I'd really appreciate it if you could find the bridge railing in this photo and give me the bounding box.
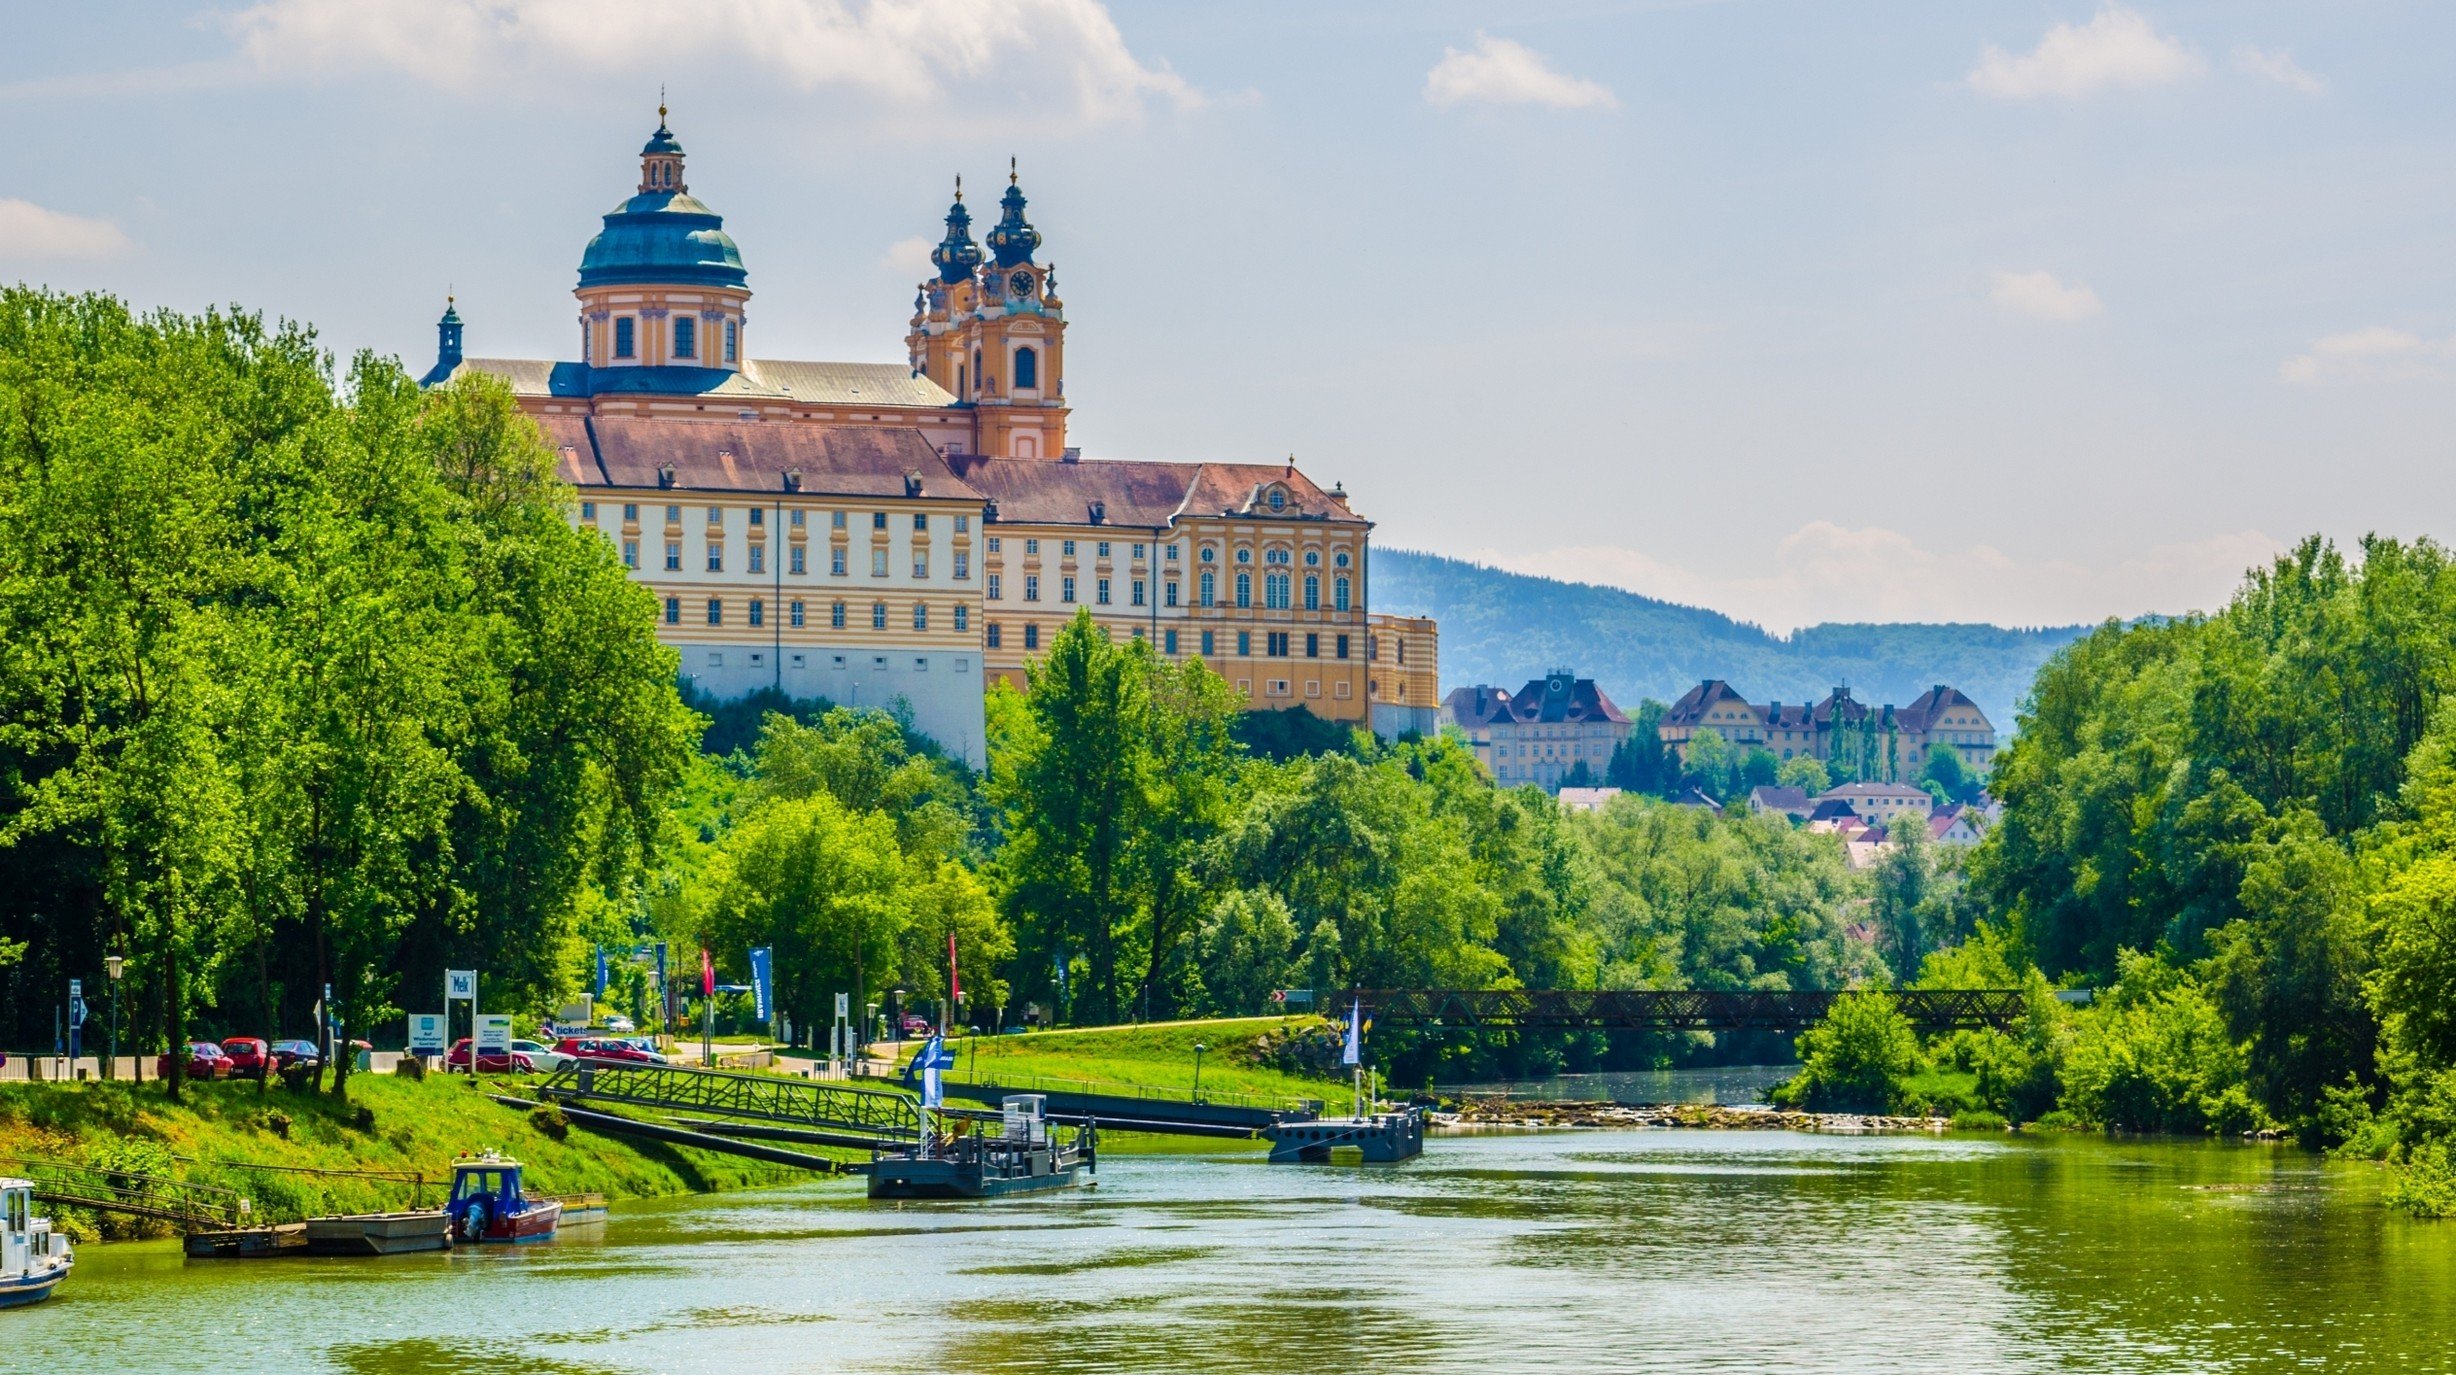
[1333,987,2026,1031]
[938,1068,1318,1116]
[535,1057,923,1141]
[1,1157,250,1230]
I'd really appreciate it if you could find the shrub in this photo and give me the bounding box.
[1772,990,1921,1114]
[1950,1110,2009,1132]
[528,1105,570,1142]
[2059,951,2252,1133]
[2385,1141,2456,1219]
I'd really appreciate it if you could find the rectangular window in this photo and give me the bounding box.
[790,545,806,575]
[988,574,1003,600]
[790,600,806,628]
[1164,581,1179,608]
[748,545,764,574]
[614,317,635,358]
[872,549,889,577]
[1237,630,1252,657]
[706,598,723,626]
[624,502,639,522]
[1096,578,1110,605]
[953,604,968,632]
[748,507,763,528]
[675,316,697,359]
[748,598,764,627]
[832,511,847,529]
[579,501,597,521]
[1305,633,1319,658]
[1025,538,1040,555]
[1164,629,1179,655]
[622,540,639,569]
[1061,576,1076,603]
[1062,540,1076,557]
[1201,630,1215,657]
[872,512,888,530]
[953,551,969,580]
[707,506,723,526]
[1166,545,1179,561]
[831,602,847,629]
[956,515,971,533]
[913,513,928,532]
[913,604,928,631]
[1024,624,1039,650]
[913,554,929,578]
[872,603,888,629]
[665,542,682,571]
[1336,634,1349,660]
[1131,579,1145,607]
[1132,543,1145,560]
[790,508,805,527]
[725,319,738,363]
[707,544,724,573]
[987,623,1002,648]
[987,535,1001,552]
[1025,574,1040,601]
[666,504,681,524]
[1096,541,1110,559]
[1269,632,1290,657]
[831,548,848,576]
[664,596,680,625]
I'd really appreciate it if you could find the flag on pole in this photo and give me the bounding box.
[701,947,715,999]
[593,945,609,998]
[1342,998,1362,1067]
[748,946,773,1023]
[947,933,961,1004]
[913,1034,954,1108]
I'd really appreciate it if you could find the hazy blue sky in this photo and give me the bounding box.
[5,2,2450,630]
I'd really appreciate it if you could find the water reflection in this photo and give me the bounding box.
[15,1131,2456,1373]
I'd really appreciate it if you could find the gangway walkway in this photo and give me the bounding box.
[2,1157,249,1230]
[534,1057,924,1146]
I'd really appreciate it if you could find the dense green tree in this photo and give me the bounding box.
[1776,755,1831,796]
[1773,991,1921,1114]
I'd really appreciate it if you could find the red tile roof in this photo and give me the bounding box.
[541,415,984,500]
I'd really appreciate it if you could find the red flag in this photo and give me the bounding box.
[701,947,714,998]
[947,933,961,1003]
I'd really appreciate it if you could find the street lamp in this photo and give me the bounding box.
[1192,1041,1208,1104]
[891,988,906,1043]
[104,954,123,1083]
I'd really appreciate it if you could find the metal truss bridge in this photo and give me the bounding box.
[535,1058,923,1147]
[1332,988,2026,1033]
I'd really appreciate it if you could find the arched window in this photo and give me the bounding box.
[1200,571,1216,606]
[958,363,967,396]
[1334,577,1350,612]
[1235,572,1252,608]
[972,348,982,393]
[1267,572,1290,609]
[1304,575,1319,610]
[1013,347,1038,389]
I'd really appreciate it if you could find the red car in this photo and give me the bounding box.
[220,1037,272,1080]
[157,1042,231,1080]
[552,1037,658,1064]
[444,1038,536,1074]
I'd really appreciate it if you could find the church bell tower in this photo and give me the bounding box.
[906,161,1068,459]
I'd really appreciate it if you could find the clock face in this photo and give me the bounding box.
[1008,270,1035,298]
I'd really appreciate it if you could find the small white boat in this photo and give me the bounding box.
[0,1178,72,1308]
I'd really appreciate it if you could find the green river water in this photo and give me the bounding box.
[14,1129,2456,1373]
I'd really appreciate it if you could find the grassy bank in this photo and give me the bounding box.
[0,1070,836,1241]
[939,1017,1355,1108]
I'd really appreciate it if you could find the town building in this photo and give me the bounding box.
[1441,671,1633,791]
[1658,680,1996,780]
[1366,613,1441,737]
[419,113,1429,762]
[1817,781,1935,826]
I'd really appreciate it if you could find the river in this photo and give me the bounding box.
[15,1129,2456,1373]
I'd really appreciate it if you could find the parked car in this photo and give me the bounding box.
[552,1036,660,1065]
[602,1015,636,1034]
[900,1014,935,1039]
[444,1038,535,1074]
[157,1042,231,1080]
[220,1037,272,1080]
[510,1039,572,1073]
[269,1039,322,1072]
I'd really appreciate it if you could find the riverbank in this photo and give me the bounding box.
[0,1070,837,1240]
[1443,1097,1960,1133]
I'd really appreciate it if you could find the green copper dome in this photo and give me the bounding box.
[577,120,747,290]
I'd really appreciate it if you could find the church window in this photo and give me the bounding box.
[1266,572,1289,609]
[725,319,738,363]
[1304,575,1319,610]
[1236,572,1252,608]
[958,364,966,395]
[1014,347,1038,389]
[675,317,697,359]
[614,317,635,359]
[872,603,888,629]
[972,349,982,391]
[1335,577,1350,612]
[1199,571,1215,607]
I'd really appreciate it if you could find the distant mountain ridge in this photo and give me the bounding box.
[1371,549,2090,729]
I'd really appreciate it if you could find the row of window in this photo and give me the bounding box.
[664,597,973,633]
[981,625,1351,661]
[630,540,972,580]
[583,502,973,536]
[608,314,739,364]
[975,570,1353,612]
[978,536,1354,572]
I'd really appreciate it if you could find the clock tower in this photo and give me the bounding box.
[906,161,1068,459]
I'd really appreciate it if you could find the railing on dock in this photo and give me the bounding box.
[534,1057,923,1143]
[1,1157,250,1230]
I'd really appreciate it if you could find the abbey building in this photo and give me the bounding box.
[420,115,1432,763]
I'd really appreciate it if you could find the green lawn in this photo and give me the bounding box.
[932,1017,1356,1110]
[0,1069,834,1240]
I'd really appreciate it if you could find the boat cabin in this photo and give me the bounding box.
[445,1153,563,1244]
[0,1177,72,1307]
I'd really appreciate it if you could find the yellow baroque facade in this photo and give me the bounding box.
[420,114,1427,764]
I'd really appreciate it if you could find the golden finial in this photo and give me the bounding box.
[658,85,667,124]
[954,174,963,202]
[1009,156,1018,185]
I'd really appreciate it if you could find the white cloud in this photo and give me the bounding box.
[1967,5,2203,100]
[2231,45,2324,95]
[1470,523,2282,633]
[217,0,1196,129]
[2280,326,2456,385]
[880,234,935,276]
[1425,33,1616,111]
[0,198,131,262]
[1988,269,2104,323]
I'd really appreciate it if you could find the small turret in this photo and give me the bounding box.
[640,96,686,195]
[420,295,464,387]
[985,158,1041,268]
[931,177,983,285]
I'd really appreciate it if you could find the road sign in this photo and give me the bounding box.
[474,1014,512,1057]
[446,969,477,1001]
[407,1014,445,1053]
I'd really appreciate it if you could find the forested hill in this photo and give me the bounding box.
[1373,549,2091,726]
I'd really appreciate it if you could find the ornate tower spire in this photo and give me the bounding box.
[639,96,686,196]
[930,175,983,284]
[420,293,465,387]
[985,157,1041,268]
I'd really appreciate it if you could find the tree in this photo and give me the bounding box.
[1774,991,1921,1114]
[1777,756,1831,796]
[704,792,908,1045]
[1918,745,1978,807]
[1605,701,1674,795]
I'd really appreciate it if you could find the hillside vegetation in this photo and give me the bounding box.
[1375,548,2091,724]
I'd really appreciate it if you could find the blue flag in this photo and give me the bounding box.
[747,946,773,1022]
[1343,998,1361,1067]
[908,1034,955,1109]
[593,945,609,998]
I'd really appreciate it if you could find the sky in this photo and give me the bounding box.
[4,1,2451,633]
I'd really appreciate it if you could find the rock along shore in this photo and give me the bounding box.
[1435,1098,1952,1134]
